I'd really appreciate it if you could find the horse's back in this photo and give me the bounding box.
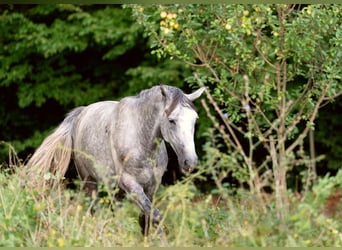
[72,101,119,182]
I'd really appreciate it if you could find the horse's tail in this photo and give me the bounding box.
[26,107,84,189]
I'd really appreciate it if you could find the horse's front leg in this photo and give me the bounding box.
[139,182,164,236]
[119,172,162,235]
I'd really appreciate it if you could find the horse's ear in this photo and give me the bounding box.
[160,84,168,99]
[186,87,205,101]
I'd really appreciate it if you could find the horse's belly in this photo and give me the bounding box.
[72,101,118,183]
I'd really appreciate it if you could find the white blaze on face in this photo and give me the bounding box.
[164,105,198,171]
[159,86,205,172]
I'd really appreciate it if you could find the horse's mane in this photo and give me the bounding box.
[137,85,195,115]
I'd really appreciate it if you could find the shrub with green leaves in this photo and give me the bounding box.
[131,4,342,216]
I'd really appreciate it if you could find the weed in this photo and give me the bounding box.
[0,163,341,246]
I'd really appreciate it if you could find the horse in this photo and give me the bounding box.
[26,84,205,235]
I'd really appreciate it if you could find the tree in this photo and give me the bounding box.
[131,4,342,218]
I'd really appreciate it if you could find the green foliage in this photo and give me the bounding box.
[0,4,192,161]
[200,128,249,193]
[0,169,37,246]
[0,5,136,158]
[125,58,191,95]
[0,164,341,246]
[131,4,342,192]
[0,5,138,108]
[133,3,341,125]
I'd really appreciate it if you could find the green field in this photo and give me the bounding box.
[1,164,341,247]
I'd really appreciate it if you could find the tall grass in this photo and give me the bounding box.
[0,161,342,246]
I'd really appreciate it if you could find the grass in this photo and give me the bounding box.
[0,163,342,247]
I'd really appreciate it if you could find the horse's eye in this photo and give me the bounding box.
[169,119,176,125]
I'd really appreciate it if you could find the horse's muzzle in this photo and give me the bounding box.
[180,158,197,173]
[182,167,193,173]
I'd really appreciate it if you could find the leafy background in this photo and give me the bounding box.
[1,4,340,179]
[0,5,192,161]
[0,4,341,246]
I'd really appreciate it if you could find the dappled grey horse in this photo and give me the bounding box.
[26,85,204,235]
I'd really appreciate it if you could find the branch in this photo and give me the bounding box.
[201,99,236,151]
[322,89,342,101]
[194,73,266,195]
[286,78,313,116]
[194,73,248,161]
[254,43,277,70]
[285,85,329,155]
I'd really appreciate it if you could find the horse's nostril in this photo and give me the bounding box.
[184,160,189,166]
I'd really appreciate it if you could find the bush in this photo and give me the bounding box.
[131,3,342,220]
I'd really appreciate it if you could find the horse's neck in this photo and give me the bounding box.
[136,96,164,150]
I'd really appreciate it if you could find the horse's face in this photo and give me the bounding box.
[160,87,205,173]
[161,105,199,173]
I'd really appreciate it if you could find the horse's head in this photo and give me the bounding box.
[160,85,205,173]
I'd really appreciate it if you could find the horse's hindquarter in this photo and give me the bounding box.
[72,101,119,184]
